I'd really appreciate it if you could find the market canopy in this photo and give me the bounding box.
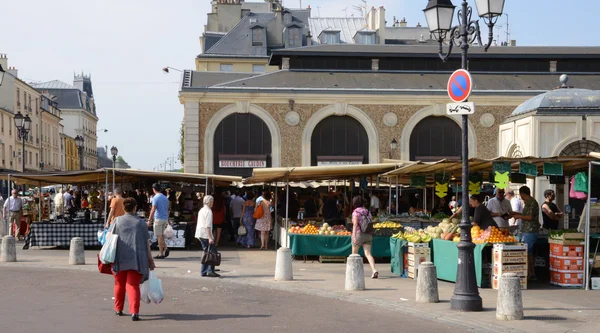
[245,163,402,184]
[0,168,242,187]
[382,156,598,185]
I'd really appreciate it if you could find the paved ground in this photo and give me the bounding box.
[0,267,465,333]
[2,241,600,333]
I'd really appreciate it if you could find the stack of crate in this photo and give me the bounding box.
[549,233,585,287]
[407,242,431,279]
[492,243,528,290]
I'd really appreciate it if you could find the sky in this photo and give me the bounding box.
[1,0,598,171]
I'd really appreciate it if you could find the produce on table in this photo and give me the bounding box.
[472,226,516,244]
[431,212,450,220]
[288,223,351,236]
[373,221,403,229]
[392,230,431,243]
[548,229,580,240]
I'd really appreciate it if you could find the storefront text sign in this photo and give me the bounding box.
[219,160,266,168]
[317,161,363,166]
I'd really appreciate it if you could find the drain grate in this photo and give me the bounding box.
[526,315,584,324]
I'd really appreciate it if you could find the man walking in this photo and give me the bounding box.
[105,188,125,229]
[147,183,170,259]
[230,191,244,242]
[4,190,23,240]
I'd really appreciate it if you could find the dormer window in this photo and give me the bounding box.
[251,26,264,46]
[354,30,376,44]
[319,30,341,44]
[284,23,303,48]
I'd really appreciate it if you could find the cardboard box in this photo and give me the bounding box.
[592,277,600,290]
[549,268,584,285]
[408,247,431,255]
[492,275,527,290]
[550,233,585,240]
[549,243,584,257]
[548,238,585,246]
[493,243,527,251]
[549,255,584,271]
[493,254,527,264]
[408,242,430,249]
[493,263,527,276]
[407,271,416,279]
[408,254,431,269]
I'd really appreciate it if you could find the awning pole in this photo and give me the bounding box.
[39,181,42,223]
[388,177,392,214]
[395,176,399,215]
[112,169,116,194]
[104,170,109,226]
[285,177,290,248]
[585,161,594,290]
[5,174,10,236]
[424,187,427,212]
[274,182,278,249]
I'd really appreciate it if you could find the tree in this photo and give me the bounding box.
[179,121,184,165]
[116,156,128,166]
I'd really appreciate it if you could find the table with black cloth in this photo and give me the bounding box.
[27,222,104,247]
[288,234,391,257]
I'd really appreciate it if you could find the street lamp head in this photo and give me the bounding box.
[162,67,170,74]
[390,139,398,150]
[110,146,118,157]
[474,0,505,20]
[23,115,32,132]
[14,111,24,130]
[75,135,84,149]
[423,0,456,40]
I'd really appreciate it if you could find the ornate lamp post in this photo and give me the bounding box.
[74,135,85,170]
[389,139,398,159]
[110,146,118,168]
[14,112,32,172]
[423,0,505,312]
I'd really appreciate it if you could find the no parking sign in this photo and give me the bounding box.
[447,69,473,103]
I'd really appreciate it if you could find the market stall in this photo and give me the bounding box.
[584,152,600,290]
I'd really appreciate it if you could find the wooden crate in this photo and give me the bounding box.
[549,239,585,246]
[319,256,346,263]
[408,246,431,255]
[549,255,584,271]
[549,243,584,257]
[492,275,527,290]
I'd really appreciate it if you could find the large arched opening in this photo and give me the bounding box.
[409,116,462,161]
[310,115,369,166]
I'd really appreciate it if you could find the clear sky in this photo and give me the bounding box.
[1,0,598,170]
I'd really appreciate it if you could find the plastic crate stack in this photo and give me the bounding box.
[492,243,528,290]
[549,233,585,288]
[406,242,431,279]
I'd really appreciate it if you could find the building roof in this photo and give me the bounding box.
[510,87,600,117]
[31,80,77,89]
[181,70,600,95]
[40,89,83,109]
[385,26,433,42]
[188,72,259,88]
[309,17,368,44]
[202,13,276,56]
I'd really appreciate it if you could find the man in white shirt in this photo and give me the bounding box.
[195,195,219,277]
[4,190,23,239]
[486,188,513,229]
[505,189,523,228]
[370,193,380,215]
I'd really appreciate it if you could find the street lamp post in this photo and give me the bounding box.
[423,0,504,312]
[14,112,32,173]
[74,135,85,171]
[110,146,118,168]
[389,139,398,159]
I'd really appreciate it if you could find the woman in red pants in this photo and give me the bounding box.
[111,197,155,321]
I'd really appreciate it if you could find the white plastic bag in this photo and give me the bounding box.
[99,233,118,264]
[163,225,175,240]
[147,271,164,304]
[140,279,151,304]
[238,225,247,236]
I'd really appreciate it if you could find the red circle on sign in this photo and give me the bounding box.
[447,69,473,103]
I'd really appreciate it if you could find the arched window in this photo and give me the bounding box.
[311,116,369,166]
[560,140,600,156]
[410,116,461,161]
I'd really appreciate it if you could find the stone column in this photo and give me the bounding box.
[496,273,524,320]
[416,262,439,303]
[69,237,85,265]
[274,247,293,281]
[345,254,365,291]
[183,100,200,174]
[1,235,17,262]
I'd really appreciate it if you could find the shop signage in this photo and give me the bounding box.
[492,162,511,190]
[434,174,449,198]
[219,160,266,168]
[446,102,475,115]
[317,161,363,166]
[543,162,564,176]
[410,175,427,187]
[447,69,473,103]
[519,162,538,177]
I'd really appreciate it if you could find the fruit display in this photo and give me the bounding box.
[318,223,337,235]
[288,223,351,236]
[392,230,431,243]
[472,226,516,244]
[373,221,403,229]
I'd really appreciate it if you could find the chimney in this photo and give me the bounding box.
[307,31,312,46]
[510,39,517,47]
[0,54,8,72]
[416,22,422,28]
[8,66,18,78]
[400,17,407,27]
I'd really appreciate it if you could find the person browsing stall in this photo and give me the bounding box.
[486,188,513,229]
[147,183,170,259]
[505,189,523,228]
[195,195,220,277]
[470,195,498,230]
[541,189,564,230]
[511,186,540,281]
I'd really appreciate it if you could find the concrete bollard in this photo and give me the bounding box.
[496,273,524,321]
[416,262,439,303]
[345,254,365,291]
[1,235,17,262]
[69,237,86,265]
[274,247,293,281]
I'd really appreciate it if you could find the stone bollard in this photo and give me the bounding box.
[416,262,439,303]
[496,273,524,321]
[69,237,86,265]
[274,247,293,281]
[1,235,17,262]
[345,254,365,291]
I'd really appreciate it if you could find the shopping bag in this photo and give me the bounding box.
[147,271,164,304]
[140,279,151,304]
[163,225,175,240]
[99,233,118,264]
[570,176,588,200]
[97,254,113,275]
[252,202,264,219]
[237,225,247,236]
[201,250,222,266]
[98,223,116,246]
[574,172,589,193]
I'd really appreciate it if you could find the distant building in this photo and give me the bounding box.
[40,93,63,171]
[97,146,113,168]
[32,74,99,170]
[63,135,79,171]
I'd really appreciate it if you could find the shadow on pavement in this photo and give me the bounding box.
[143,313,271,321]
[223,274,273,279]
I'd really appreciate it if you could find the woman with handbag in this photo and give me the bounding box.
[111,198,155,321]
[254,192,272,250]
[351,196,378,279]
[237,191,256,248]
[195,195,220,277]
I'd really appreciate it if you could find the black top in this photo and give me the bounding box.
[473,204,498,230]
[542,201,560,230]
[303,199,317,218]
[432,204,452,217]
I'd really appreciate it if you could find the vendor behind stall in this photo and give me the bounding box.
[432,197,452,217]
[470,195,498,230]
[541,189,564,230]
